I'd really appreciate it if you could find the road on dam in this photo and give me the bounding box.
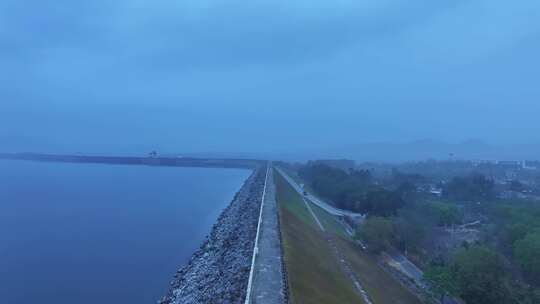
[275,167,363,218]
[245,166,286,304]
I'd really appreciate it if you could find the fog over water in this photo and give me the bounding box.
[1,0,540,160]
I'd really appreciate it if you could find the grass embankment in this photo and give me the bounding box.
[309,202,350,238]
[335,238,423,304]
[280,167,318,198]
[275,170,361,304]
[275,169,423,304]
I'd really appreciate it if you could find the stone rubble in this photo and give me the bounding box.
[159,167,265,304]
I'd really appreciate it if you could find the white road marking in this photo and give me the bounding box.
[244,163,270,304]
[302,198,326,232]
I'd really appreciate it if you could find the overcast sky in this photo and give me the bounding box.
[1,0,540,157]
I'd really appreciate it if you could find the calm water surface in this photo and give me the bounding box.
[0,160,250,304]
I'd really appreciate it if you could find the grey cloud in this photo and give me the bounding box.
[1,0,540,158]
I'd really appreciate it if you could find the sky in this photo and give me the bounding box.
[1,0,540,158]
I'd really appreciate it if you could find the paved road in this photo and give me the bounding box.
[276,167,364,218]
[301,197,326,232]
[383,252,424,286]
[249,168,286,304]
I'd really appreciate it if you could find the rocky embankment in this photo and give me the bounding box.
[159,167,265,304]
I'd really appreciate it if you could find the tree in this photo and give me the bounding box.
[451,245,511,304]
[444,173,494,201]
[435,203,462,227]
[425,245,512,304]
[356,216,393,253]
[349,169,372,184]
[299,163,405,215]
[514,231,540,284]
[393,209,426,253]
[366,189,405,217]
[496,204,540,246]
[509,180,525,192]
[508,281,540,304]
[391,169,425,186]
[396,181,418,203]
[424,266,458,302]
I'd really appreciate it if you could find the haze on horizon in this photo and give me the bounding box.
[1,0,539,160]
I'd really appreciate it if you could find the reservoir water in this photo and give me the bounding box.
[0,160,250,304]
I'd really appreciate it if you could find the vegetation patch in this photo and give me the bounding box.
[298,163,407,215]
[334,237,423,304]
[309,202,350,238]
[275,171,361,304]
[276,169,422,304]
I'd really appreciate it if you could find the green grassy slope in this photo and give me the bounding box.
[335,238,423,304]
[275,168,423,304]
[275,170,362,304]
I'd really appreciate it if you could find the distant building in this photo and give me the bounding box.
[430,187,443,197]
[472,159,498,166]
[505,170,518,181]
[498,160,522,168]
[522,160,537,170]
[311,159,356,171]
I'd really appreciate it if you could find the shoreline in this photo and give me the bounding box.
[159,166,266,304]
[0,153,263,169]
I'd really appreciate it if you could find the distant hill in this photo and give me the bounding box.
[5,140,538,164]
[222,140,540,163]
[333,140,540,163]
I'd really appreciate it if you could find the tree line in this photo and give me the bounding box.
[298,163,407,216]
[298,163,540,303]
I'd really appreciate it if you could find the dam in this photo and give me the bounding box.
[1,153,287,304]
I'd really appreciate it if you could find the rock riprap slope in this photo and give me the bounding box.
[160,167,265,304]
